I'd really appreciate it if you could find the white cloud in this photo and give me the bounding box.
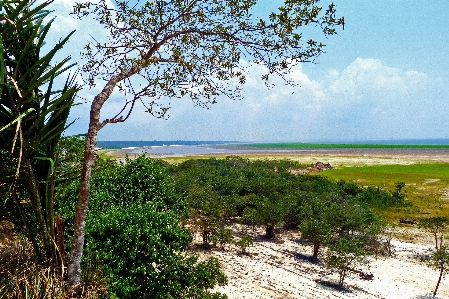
[84,56,447,141]
[326,58,429,106]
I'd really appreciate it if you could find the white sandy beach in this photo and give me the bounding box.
[196,228,448,299]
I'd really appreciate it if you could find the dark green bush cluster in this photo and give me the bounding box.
[58,156,226,299]
[338,180,407,207]
[171,157,405,287]
[171,157,399,242]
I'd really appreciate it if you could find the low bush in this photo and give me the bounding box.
[58,156,227,298]
[234,235,253,254]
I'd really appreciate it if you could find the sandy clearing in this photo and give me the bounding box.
[196,229,448,299]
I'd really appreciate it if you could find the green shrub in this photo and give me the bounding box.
[58,156,226,298]
[87,202,226,298]
[242,193,286,239]
[210,228,234,248]
[324,237,368,287]
[427,245,449,297]
[234,235,253,254]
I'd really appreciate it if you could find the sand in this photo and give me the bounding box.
[196,228,448,299]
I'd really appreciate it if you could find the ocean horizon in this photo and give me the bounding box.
[96,138,449,150]
[95,140,236,150]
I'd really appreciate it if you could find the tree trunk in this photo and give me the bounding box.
[339,269,346,287]
[56,215,65,272]
[265,225,275,239]
[386,233,393,256]
[312,242,320,260]
[66,128,98,287]
[202,230,209,246]
[433,265,444,297]
[434,232,439,250]
[21,150,53,263]
[66,74,127,287]
[47,165,56,244]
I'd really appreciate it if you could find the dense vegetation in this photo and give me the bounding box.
[167,156,404,286]
[57,154,405,291]
[0,137,403,294]
[58,156,227,298]
[3,135,448,296]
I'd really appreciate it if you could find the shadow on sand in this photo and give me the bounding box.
[315,279,352,293]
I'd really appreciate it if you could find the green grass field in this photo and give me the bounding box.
[319,163,449,221]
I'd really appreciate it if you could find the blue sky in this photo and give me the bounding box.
[41,1,449,142]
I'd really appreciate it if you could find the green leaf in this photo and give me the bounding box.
[0,108,35,133]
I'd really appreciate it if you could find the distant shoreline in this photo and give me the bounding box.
[99,144,449,163]
[96,140,449,151]
[95,139,449,162]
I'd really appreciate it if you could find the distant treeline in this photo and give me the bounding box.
[226,142,449,150]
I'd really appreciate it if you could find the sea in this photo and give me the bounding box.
[96,140,241,156]
[95,139,449,157]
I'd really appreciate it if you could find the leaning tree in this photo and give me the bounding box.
[67,0,344,286]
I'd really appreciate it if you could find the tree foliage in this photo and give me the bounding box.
[298,194,336,259]
[173,157,307,240]
[324,237,368,288]
[67,0,344,285]
[75,0,343,110]
[172,157,389,255]
[185,185,229,246]
[58,156,226,298]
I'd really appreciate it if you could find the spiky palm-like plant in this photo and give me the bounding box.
[0,0,78,264]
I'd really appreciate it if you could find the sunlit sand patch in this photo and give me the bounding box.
[198,228,448,299]
[424,179,441,184]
